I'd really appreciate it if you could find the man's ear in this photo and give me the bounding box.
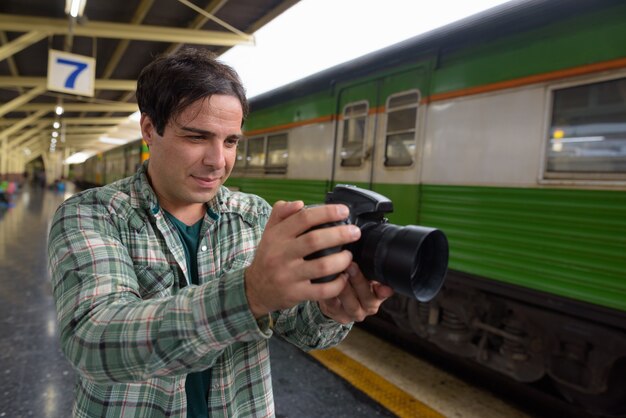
[140,114,157,146]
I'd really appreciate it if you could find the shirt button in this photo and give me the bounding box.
[201,245,208,251]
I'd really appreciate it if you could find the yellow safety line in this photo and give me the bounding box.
[309,348,444,418]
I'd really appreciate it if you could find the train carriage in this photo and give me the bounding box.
[232,1,626,414]
[76,0,626,414]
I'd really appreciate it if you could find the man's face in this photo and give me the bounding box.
[141,94,243,214]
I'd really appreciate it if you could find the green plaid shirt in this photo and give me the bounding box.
[48,161,352,418]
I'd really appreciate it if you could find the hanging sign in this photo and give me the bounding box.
[47,49,95,97]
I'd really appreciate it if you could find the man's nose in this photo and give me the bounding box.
[202,141,226,168]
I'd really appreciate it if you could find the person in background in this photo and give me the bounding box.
[48,47,393,418]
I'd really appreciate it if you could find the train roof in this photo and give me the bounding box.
[250,0,624,110]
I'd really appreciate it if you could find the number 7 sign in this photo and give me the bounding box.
[47,50,95,97]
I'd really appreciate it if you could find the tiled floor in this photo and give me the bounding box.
[0,185,75,418]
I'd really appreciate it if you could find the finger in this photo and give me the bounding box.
[265,200,305,229]
[337,265,389,321]
[346,264,378,304]
[319,297,353,325]
[306,271,349,301]
[291,204,350,237]
[319,297,342,317]
[301,249,354,283]
[296,223,360,260]
[264,203,349,242]
[371,282,394,299]
[334,282,366,322]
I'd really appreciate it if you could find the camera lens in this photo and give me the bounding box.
[355,223,448,302]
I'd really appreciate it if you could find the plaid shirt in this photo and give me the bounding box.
[48,162,352,418]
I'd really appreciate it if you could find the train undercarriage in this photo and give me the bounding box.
[379,272,626,416]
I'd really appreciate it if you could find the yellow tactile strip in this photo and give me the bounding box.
[309,348,445,418]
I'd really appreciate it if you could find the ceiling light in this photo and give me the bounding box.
[53,121,60,129]
[99,136,129,145]
[128,110,141,122]
[64,151,96,165]
[55,105,64,115]
[65,0,87,18]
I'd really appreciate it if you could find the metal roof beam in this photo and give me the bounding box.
[43,126,112,134]
[7,121,47,148]
[0,117,129,127]
[101,0,155,80]
[0,76,136,91]
[0,30,47,62]
[0,14,254,46]
[15,134,43,151]
[53,117,130,125]
[0,85,47,118]
[0,109,47,138]
[17,103,138,112]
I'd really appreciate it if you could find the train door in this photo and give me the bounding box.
[331,82,377,187]
[331,67,429,225]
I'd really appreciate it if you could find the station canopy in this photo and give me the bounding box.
[0,0,297,162]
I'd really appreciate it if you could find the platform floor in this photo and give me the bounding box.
[0,184,538,418]
[0,185,393,418]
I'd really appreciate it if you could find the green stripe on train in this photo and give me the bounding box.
[421,185,626,312]
[432,2,626,95]
[227,177,626,312]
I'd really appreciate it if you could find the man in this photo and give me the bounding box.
[48,48,393,418]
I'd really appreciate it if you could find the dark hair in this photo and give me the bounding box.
[136,48,248,135]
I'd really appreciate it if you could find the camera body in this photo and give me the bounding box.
[308,184,448,302]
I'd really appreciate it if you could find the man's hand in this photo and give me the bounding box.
[318,263,394,324]
[245,200,362,318]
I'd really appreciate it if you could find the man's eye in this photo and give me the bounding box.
[226,138,240,147]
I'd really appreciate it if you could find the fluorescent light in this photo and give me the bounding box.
[64,151,96,164]
[128,110,141,122]
[550,136,605,144]
[99,136,129,145]
[65,0,87,18]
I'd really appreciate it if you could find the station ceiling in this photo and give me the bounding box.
[0,0,298,161]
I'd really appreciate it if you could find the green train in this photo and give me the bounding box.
[75,0,626,414]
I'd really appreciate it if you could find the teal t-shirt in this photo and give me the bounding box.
[163,211,209,418]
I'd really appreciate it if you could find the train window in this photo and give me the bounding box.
[266,133,288,169]
[239,133,289,174]
[246,136,265,168]
[341,102,368,167]
[546,77,626,177]
[235,137,247,167]
[385,91,419,167]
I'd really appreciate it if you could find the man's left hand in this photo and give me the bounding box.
[318,263,394,324]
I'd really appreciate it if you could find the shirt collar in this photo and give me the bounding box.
[129,159,231,219]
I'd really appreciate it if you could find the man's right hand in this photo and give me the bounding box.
[244,200,361,318]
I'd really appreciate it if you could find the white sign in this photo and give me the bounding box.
[47,50,95,97]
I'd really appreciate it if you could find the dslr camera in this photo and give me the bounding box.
[307,184,448,302]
